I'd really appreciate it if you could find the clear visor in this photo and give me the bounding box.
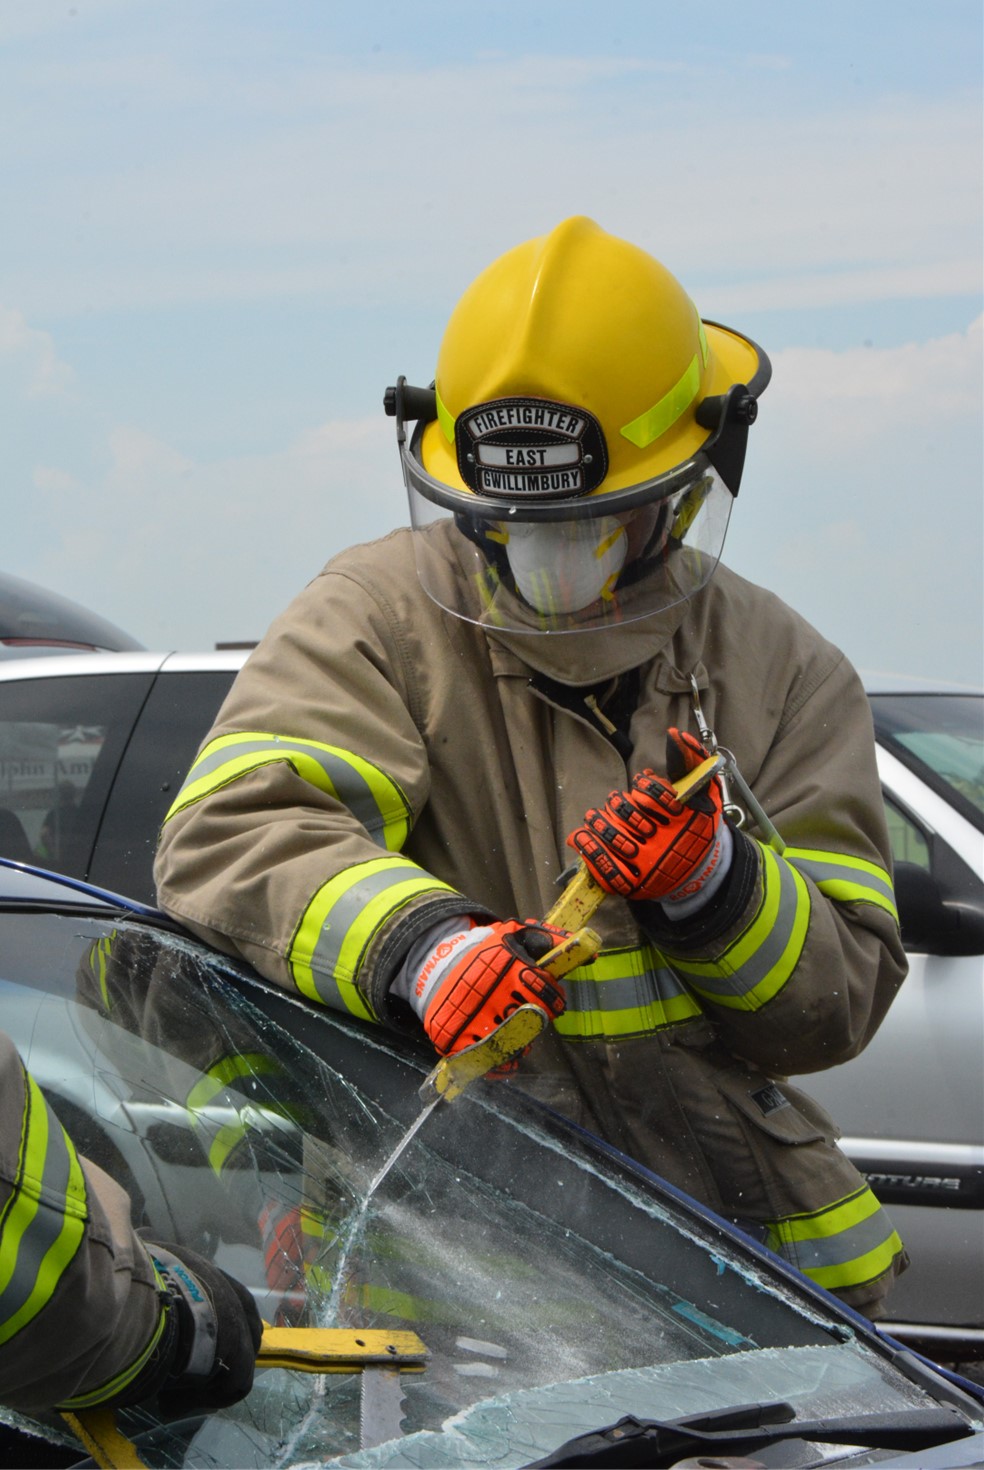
[402,439,733,635]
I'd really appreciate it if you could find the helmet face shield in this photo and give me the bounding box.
[384,220,770,634]
[402,431,733,634]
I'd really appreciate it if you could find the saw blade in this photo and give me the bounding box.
[359,1365,406,1450]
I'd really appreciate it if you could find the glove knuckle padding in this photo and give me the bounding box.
[424,921,566,1054]
[571,762,724,901]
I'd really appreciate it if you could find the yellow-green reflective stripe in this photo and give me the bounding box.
[0,1075,87,1347]
[165,733,411,853]
[91,934,114,1009]
[766,1187,903,1290]
[306,1263,333,1294]
[58,1306,168,1409]
[672,847,810,1011]
[290,858,455,1014]
[344,1280,452,1325]
[786,848,898,923]
[206,1124,246,1176]
[555,989,700,1040]
[301,1208,329,1241]
[620,353,702,449]
[802,1231,904,1292]
[554,945,702,1040]
[436,385,456,444]
[186,1054,285,1176]
[185,1053,282,1114]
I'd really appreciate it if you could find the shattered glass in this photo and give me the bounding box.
[0,910,980,1467]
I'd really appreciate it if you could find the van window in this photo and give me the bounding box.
[0,673,153,879]
[91,669,236,901]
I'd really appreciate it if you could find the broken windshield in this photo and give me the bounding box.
[0,908,979,1467]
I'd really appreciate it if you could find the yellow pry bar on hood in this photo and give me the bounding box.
[61,1410,149,1470]
[64,1327,430,1469]
[258,1325,429,1372]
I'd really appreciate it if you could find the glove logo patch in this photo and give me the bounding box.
[455,396,608,500]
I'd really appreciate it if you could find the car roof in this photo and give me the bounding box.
[0,646,252,683]
[862,670,984,696]
[0,570,145,655]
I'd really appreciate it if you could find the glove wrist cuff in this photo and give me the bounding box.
[661,820,733,917]
[149,1245,218,1382]
[406,922,490,1020]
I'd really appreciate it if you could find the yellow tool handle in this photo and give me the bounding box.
[63,1325,432,1468]
[61,1410,149,1470]
[258,1325,428,1372]
[421,1003,548,1102]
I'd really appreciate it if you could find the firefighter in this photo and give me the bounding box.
[0,1029,261,1415]
[154,217,909,1316]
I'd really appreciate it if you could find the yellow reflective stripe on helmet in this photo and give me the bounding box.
[785,848,898,923]
[765,1185,904,1292]
[290,857,456,1015]
[620,352,702,450]
[671,846,810,1011]
[0,1072,87,1348]
[164,733,412,852]
[436,384,456,444]
[553,944,703,1040]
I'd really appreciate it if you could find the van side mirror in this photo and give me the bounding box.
[894,860,984,957]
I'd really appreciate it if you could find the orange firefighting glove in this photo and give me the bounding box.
[568,728,731,908]
[408,918,568,1057]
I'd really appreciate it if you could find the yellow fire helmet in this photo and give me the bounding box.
[385,216,771,635]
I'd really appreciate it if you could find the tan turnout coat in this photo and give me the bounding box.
[156,526,909,1313]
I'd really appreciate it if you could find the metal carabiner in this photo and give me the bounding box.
[689,674,746,829]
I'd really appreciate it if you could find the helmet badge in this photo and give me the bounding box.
[454,396,609,501]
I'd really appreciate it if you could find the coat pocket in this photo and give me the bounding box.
[715,1070,839,1147]
[704,1066,857,1224]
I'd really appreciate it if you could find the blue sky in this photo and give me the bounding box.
[2,0,981,682]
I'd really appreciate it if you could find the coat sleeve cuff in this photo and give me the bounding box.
[633,825,761,954]
[367,895,496,1029]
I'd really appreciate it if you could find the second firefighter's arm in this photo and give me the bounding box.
[0,1028,165,1413]
[0,1031,261,1415]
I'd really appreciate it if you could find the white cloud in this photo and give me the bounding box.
[3,41,979,318]
[727,317,983,682]
[0,307,74,397]
[765,314,983,436]
[29,414,404,650]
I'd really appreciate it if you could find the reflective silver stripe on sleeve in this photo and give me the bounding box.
[785,847,899,922]
[0,1073,87,1345]
[554,944,703,1039]
[670,846,810,1010]
[165,733,412,851]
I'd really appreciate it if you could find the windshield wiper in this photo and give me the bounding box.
[525,1398,974,1468]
